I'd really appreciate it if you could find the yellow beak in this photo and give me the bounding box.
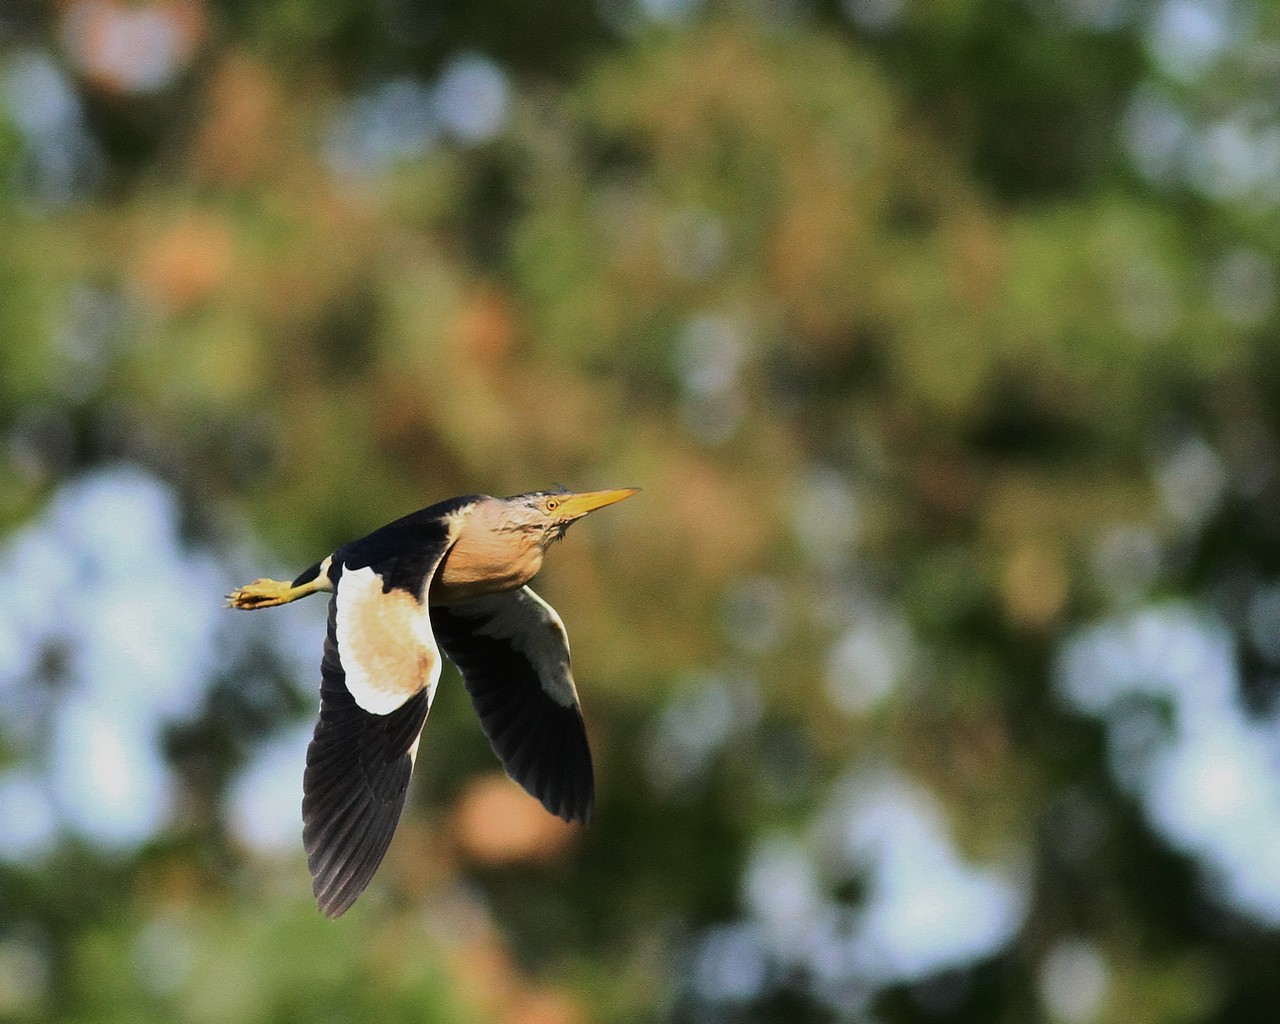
[556,488,640,520]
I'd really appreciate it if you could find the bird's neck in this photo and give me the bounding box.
[431,530,544,604]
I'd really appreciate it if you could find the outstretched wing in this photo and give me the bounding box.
[431,587,594,824]
[302,528,459,917]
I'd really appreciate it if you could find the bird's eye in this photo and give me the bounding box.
[545,498,560,512]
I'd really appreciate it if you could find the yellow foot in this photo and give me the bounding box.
[226,578,298,609]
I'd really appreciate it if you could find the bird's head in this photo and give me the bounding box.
[504,487,639,548]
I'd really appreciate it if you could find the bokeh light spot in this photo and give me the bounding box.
[435,53,509,145]
[1039,939,1109,1024]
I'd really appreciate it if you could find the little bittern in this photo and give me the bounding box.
[228,487,638,916]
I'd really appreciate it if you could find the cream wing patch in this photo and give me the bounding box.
[334,565,441,715]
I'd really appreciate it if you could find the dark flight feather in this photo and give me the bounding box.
[302,589,432,917]
[431,590,594,824]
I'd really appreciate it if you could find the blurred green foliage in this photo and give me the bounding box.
[4,1,1280,1022]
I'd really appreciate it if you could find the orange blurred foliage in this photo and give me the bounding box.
[450,773,578,866]
[452,285,521,370]
[134,210,235,313]
[502,986,584,1024]
[190,54,286,186]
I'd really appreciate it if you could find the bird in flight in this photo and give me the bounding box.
[227,487,638,916]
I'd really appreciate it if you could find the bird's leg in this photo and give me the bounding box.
[227,578,305,609]
[227,559,333,609]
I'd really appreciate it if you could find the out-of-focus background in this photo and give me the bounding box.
[2,1,1280,1022]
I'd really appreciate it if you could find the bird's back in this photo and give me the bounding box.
[335,494,483,597]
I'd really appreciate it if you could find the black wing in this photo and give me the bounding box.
[302,593,431,917]
[431,587,594,824]
[302,517,461,917]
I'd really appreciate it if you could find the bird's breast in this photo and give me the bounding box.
[430,532,543,604]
